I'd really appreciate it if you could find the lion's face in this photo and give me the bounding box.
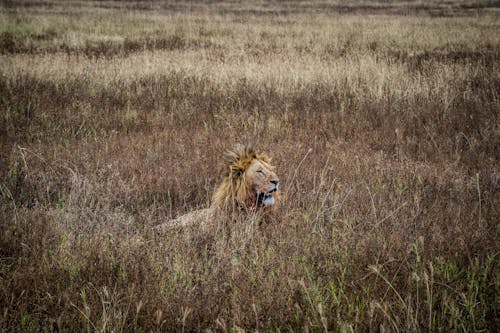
[212,146,280,210]
[244,158,279,207]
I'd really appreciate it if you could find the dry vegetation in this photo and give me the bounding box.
[1,0,499,331]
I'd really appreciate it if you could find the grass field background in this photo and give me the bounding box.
[1,0,499,331]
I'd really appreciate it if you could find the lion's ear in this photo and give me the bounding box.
[258,153,271,163]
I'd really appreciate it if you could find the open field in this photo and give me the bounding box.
[1,0,499,331]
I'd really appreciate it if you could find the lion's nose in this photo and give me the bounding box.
[270,179,279,185]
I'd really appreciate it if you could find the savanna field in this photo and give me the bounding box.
[0,0,499,331]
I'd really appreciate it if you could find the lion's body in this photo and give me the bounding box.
[156,208,213,230]
[155,145,279,230]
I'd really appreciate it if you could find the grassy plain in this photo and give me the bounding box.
[1,0,499,331]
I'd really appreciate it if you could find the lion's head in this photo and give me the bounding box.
[212,145,279,210]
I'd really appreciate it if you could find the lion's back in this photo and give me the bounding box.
[155,208,213,230]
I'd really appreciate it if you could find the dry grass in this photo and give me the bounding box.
[1,0,499,331]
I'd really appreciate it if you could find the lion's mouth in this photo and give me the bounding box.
[257,188,277,207]
[257,192,275,206]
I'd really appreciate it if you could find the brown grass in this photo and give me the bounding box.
[0,0,499,331]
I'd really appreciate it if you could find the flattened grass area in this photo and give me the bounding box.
[0,0,499,331]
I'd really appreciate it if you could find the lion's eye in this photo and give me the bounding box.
[257,170,265,176]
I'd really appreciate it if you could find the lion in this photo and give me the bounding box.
[155,145,279,230]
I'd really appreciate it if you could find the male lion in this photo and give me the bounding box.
[155,145,279,230]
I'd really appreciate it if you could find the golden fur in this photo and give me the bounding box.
[155,145,279,230]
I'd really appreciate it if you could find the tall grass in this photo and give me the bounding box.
[1,0,498,331]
